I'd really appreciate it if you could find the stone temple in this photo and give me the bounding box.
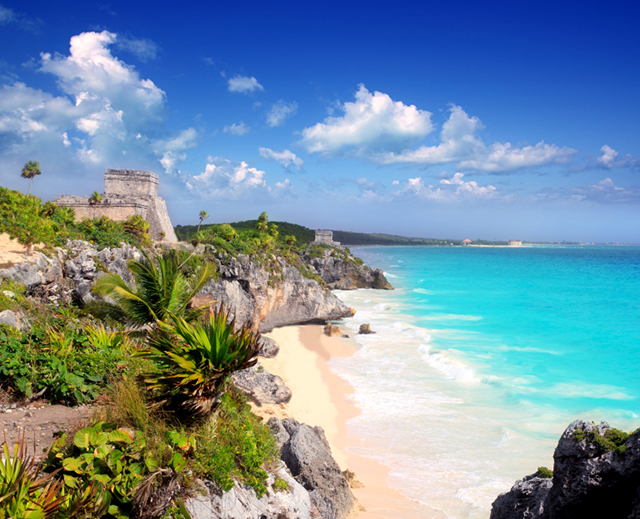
[314,230,342,248]
[53,169,178,242]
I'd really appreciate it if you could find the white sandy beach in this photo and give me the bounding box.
[260,324,439,519]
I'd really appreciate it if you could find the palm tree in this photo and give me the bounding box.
[84,251,216,329]
[197,210,209,233]
[21,161,41,196]
[140,304,262,417]
[89,191,102,205]
[256,212,268,233]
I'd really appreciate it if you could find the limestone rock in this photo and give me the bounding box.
[359,323,375,334]
[324,323,341,336]
[184,465,312,519]
[303,249,394,291]
[232,365,292,405]
[490,420,640,519]
[270,417,357,519]
[259,336,280,358]
[0,310,20,329]
[196,253,354,333]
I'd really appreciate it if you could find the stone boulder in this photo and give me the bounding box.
[232,366,292,405]
[324,323,342,336]
[268,417,357,519]
[259,336,280,358]
[358,323,375,334]
[184,465,312,519]
[0,309,21,330]
[491,420,640,519]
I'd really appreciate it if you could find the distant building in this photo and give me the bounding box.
[52,169,177,242]
[314,230,342,248]
[508,240,522,247]
[462,239,472,245]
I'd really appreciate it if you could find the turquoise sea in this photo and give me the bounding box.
[331,245,640,519]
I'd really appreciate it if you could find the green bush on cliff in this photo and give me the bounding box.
[573,427,631,454]
[0,186,151,249]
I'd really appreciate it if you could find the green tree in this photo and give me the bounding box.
[256,212,268,233]
[198,210,209,233]
[268,223,279,239]
[20,161,41,196]
[84,251,216,329]
[284,234,296,252]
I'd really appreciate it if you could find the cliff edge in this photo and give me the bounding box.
[491,420,640,519]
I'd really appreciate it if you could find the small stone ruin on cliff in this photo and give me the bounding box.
[52,169,178,242]
[314,229,342,248]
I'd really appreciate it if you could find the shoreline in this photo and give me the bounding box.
[260,324,437,519]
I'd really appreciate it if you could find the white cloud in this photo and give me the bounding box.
[266,100,297,127]
[114,35,159,62]
[223,122,250,136]
[379,105,576,172]
[184,156,268,198]
[300,84,433,155]
[259,147,303,171]
[153,128,198,173]
[396,172,497,201]
[227,75,264,94]
[596,145,640,169]
[533,177,640,204]
[0,4,14,23]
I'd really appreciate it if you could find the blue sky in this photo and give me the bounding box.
[1,0,639,243]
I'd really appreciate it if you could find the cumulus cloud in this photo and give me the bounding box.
[266,100,297,127]
[596,145,640,169]
[0,30,198,179]
[259,147,303,171]
[300,84,433,155]
[533,177,640,204]
[223,122,250,136]
[227,75,264,94]
[395,172,498,201]
[379,105,576,172]
[183,156,286,198]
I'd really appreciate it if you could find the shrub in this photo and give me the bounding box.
[536,466,553,478]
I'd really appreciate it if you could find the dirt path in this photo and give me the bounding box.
[0,232,37,266]
[0,401,92,459]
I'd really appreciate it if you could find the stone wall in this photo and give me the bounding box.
[52,169,178,243]
[314,230,341,248]
[105,169,159,197]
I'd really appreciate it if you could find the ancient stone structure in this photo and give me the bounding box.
[52,169,177,242]
[314,230,341,247]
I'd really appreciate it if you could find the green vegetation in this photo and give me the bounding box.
[573,427,631,455]
[85,251,216,328]
[175,219,315,245]
[0,187,151,250]
[536,466,553,478]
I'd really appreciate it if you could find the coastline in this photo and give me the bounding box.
[260,324,437,519]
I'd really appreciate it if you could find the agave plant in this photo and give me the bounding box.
[0,431,63,519]
[139,304,262,418]
[84,251,216,329]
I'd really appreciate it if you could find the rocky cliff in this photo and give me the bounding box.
[303,247,393,290]
[0,241,356,332]
[491,420,640,519]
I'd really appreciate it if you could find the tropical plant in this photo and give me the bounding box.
[85,252,216,329]
[268,223,278,239]
[197,210,209,233]
[20,161,41,196]
[0,431,63,519]
[139,305,262,417]
[89,192,103,205]
[256,212,268,233]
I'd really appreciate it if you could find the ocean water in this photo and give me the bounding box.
[331,245,640,519]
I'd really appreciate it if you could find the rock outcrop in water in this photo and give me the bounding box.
[491,420,640,519]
